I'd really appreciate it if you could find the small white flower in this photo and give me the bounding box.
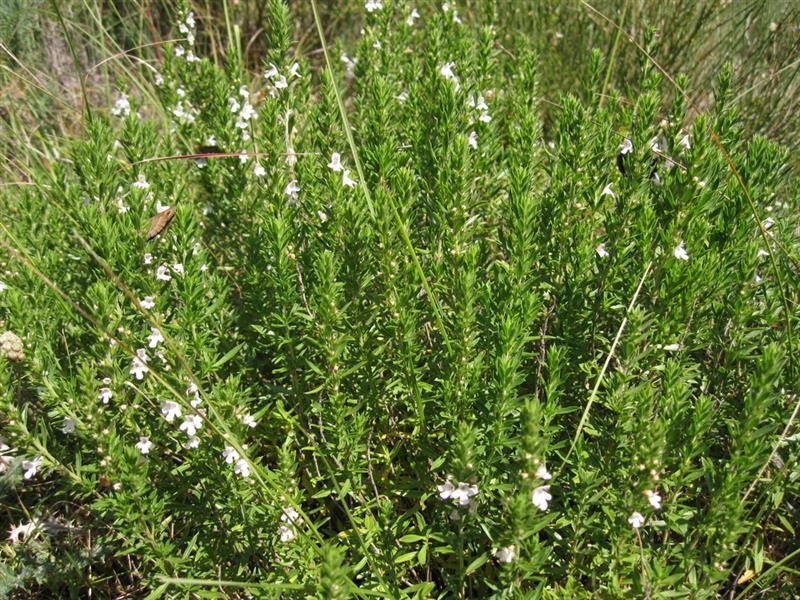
[396,90,409,102]
[234,457,251,478]
[478,111,492,123]
[494,545,517,563]
[241,413,257,428]
[285,179,300,204]
[155,201,171,214]
[160,400,182,423]
[628,511,645,529]
[437,479,479,506]
[239,151,249,164]
[531,485,552,511]
[535,464,553,480]
[143,252,153,265]
[174,45,185,57]
[673,241,689,261]
[619,138,633,155]
[147,327,164,348]
[61,417,76,434]
[222,446,240,464]
[406,7,420,26]
[644,489,662,510]
[111,94,131,117]
[601,183,615,197]
[187,382,202,407]
[253,163,266,177]
[757,248,769,258]
[342,169,357,188]
[172,263,184,275]
[130,349,149,380]
[595,243,609,258]
[648,137,662,154]
[285,146,297,167]
[273,75,288,90]
[264,64,279,80]
[98,387,113,404]
[140,296,156,310]
[468,131,478,149]
[341,54,357,79]
[135,436,153,455]
[8,521,39,544]
[133,173,150,189]
[439,62,460,90]
[184,435,200,449]
[763,217,775,231]
[679,134,691,150]
[288,62,301,79]
[22,456,42,479]
[365,0,383,12]
[317,210,328,223]
[179,414,203,437]
[154,72,164,86]
[328,152,344,172]
[663,343,681,352]
[0,281,6,293]
[278,524,296,541]
[156,264,172,281]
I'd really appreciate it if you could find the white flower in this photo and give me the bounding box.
[156,264,172,281]
[160,400,182,423]
[285,179,300,204]
[281,506,300,524]
[595,243,609,258]
[673,241,689,261]
[154,72,164,86]
[645,489,662,510]
[184,435,200,449]
[147,327,164,348]
[478,111,492,123]
[253,163,266,177]
[144,252,153,265]
[601,183,615,197]
[140,296,155,310]
[98,387,113,404]
[239,151,249,164]
[439,62,460,90]
[155,201,171,214]
[133,173,150,189]
[342,169,357,188]
[396,90,409,102]
[187,382,202,407]
[62,417,76,434]
[648,137,661,153]
[619,138,633,155]
[135,436,153,455]
[285,146,297,167]
[468,131,478,149]
[628,511,645,529]
[535,464,553,480]
[174,45,185,57]
[241,413,257,428]
[179,414,203,436]
[317,210,328,223]
[288,62,301,79]
[365,0,383,12]
[22,456,42,479]
[172,263,184,275]
[763,217,775,231]
[264,64,279,80]
[222,446,240,464]
[234,458,251,478]
[273,75,288,90]
[531,485,552,511]
[0,281,6,293]
[130,348,149,380]
[0,444,13,473]
[328,152,344,172]
[494,545,517,563]
[406,8,420,25]
[679,134,691,150]
[8,521,39,544]
[116,197,129,213]
[278,524,296,541]
[111,94,131,117]
[663,343,681,351]
[437,479,479,506]
[757,248,769,258]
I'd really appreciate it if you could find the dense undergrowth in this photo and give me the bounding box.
[1,1,799,597]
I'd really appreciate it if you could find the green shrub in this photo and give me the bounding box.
[1,2,798,597]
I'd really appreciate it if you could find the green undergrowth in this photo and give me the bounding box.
[1,2,799,597]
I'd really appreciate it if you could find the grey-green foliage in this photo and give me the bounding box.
[0,1,799,597]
